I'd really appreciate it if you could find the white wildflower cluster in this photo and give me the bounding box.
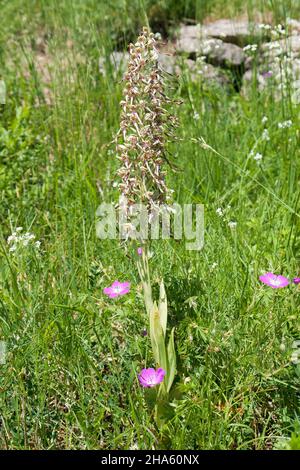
[262,129,270,141]
[261,39,300,99]
[266,41,282,51]
[216,206,236,228]
[258,23,272,31]
[254,152,263,162]
[254,152,263,161]
[278,119,292,129]
[243,44,258,54]
[228,221,237,229]
[216,207,224,217]
[291,340,300,365]
[271,24,285,38]
[7,227,41,253]
[249,150,263,164]
[195,55,207,75]
[261,116,268,124]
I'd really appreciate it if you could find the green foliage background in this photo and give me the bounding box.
[0,0,300,449]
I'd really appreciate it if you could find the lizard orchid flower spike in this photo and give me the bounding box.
[116,27,177,227]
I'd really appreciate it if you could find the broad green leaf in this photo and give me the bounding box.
[136,251,153,316]
[158,279,167,337]
[166,327,176,393]
[150,302,167,371]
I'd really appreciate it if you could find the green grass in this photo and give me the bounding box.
[0,0,300,450]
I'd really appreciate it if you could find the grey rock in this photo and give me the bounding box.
[99,51,129,76]
[201,19,260,45]
[287,19,300,35]
[261,35,300,60]
[157,53,177,74]
[241,58,300,100]
[177,36,245,67]
[177,20,260,46]
[241,69,269,96]
[176,24,201,41]
[180,59,230,87]
[99,51,177,76]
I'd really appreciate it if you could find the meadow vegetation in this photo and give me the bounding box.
[0,0,300,449]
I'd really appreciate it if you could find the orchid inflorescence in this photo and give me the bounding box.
[116,27,177,224]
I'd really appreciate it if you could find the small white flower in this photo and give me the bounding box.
[193,112,200,120]
[271,24,285,38]
[7,235,16,244]
[129,443,139,450]
[210,262,218,270]
[291,350,300,364]
[243,44,258,53]
[7,227,40,254]
[216,207,224,217]
[278,120,292,129]
[254,152,263,161]
[259,23,271,31]
[262,116,268,124]
[228,221,237,229]
[262,129,270,141]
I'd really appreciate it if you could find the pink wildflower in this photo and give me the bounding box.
[138,367,166,388]
[293,277,300,285]
[259,272,289,289]
[103,280,130,298]
[137,247,143,256]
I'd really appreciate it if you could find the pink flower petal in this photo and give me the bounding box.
[103,287,113,295]
[259,272,289,288]
[156,368,166,382]
[138,367,166,388]
[103,280,131,298]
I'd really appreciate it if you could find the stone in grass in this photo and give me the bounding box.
[99,51,176,76]
[99,51,129,76]
[241,69,269,96]
[176,20,261,47]
[99,50,231,88]
[180,59,231,88]
[287,19,300,36]
[176,36,245,68]
[241,59,300,101]
[200,19,261,46]
[261,35,300,60]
